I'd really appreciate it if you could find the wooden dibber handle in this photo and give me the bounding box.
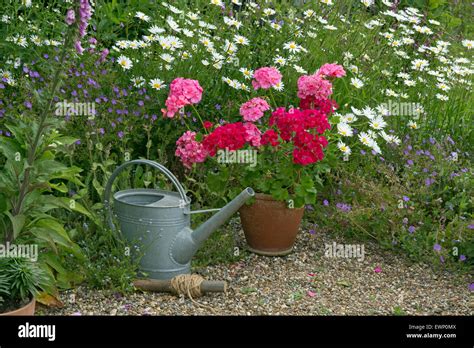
[133,279,227,293]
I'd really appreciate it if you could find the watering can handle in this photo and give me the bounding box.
[103,159,189,231]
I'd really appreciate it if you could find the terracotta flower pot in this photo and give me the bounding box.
[239,193,304,256]
[0,298,36,316]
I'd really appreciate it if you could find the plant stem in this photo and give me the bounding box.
[11,30,73,221]
[189,104,207,133]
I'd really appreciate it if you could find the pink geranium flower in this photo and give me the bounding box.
[297,74,333,100]
[243,122,262,146]
[175,131,207,168]
[162,78,203,118]
[251,67,282,90]
[316,63,346,79]
[239,97,270,122]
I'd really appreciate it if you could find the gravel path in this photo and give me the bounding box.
[40,225,473,316]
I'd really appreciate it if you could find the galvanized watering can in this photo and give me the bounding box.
[104,159,254,280]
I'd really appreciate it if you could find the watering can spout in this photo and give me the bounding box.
[172,187,255,265]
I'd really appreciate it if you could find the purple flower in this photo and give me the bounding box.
[118,131,124,138]
[305,204,314,211]
[468,224,474,230]
[459,255,466,261]
[408,226,415,234]
[360,150,366,155]
[402,196,410,202]
[336,203,351,213]
[24,101,32,109]
[439,256,445,263]
[323,199,329,206]
[215,104,221,110]
[425,178,434,187]
[402,218,408,225]
[469,283,474,292]
[75,140,81,145]
[406,159,414,166]
[99,48,109,63]
[65,9,76,25]
[75,41,84,55]
[309,229,316,235]
[433,244,442,252]
[78,0,93,38]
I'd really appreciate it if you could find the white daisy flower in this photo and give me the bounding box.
[270,23,282,31]
[337,141,351,155]
[351,77,364,89]
[160,53,174,63]
[149,78,166,90]
[239,67,254,80]
[380,131,401,145]
[263,8,276,16]
[234,35,249,46]
[283,41,302,53]
[273,81,285,91]
[274,56,287,66]
[293,65,307,74]
[462,40,473,50]
[148,25,165,34]
[135,12,150,22]
[341,113,358,123]
[436,93,449,101]
[385,89,398,97]
[131,76,145,88]
[210,0,223,6]
[411,59,429,71]
[304,10,315,18]
[408,120,418,129]
[337,123,353,137]
[358,132,374,147]
[361,0,374,7]
[117,55,133,70]
[370,117,387,130]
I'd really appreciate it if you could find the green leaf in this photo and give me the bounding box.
[0,193,7,213]
[428,0,446,10]
[92,177,104,196]
[5,212,26,239]
[53,136,79,146]
[57,197,92,219]
[0,136,23,160]
[271,186,289,201]
[49,182,69,193]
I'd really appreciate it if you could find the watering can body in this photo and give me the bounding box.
[104,160,254,280]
